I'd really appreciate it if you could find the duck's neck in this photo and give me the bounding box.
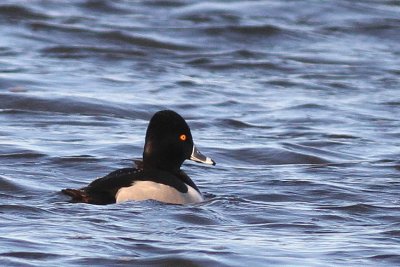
[142,141,184,174]
[143,157,181,175]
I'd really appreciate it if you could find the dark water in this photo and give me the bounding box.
[1,0,400,266]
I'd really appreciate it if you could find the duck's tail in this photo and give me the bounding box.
[62,188,91,203]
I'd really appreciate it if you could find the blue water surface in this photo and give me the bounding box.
[1,1,400,266]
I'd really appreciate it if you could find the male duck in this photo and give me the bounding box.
[62,110,215,205]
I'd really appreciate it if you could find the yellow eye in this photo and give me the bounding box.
[180,134,187,141]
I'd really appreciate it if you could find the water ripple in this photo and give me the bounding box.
[0,4,50,21]
[1,0,399,266]
[0,93,145,118]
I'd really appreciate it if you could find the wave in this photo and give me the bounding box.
[0,4,49,21]
[216,147,333,166]
[29,21,198,51]
[41,45,146,59]
[0,93,147,119]
[203,24,283,36]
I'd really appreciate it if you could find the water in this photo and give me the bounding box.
[1,0,400,266]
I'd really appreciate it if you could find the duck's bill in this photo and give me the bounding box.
[190,145,216,166]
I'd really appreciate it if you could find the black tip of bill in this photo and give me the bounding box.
[190,145,216,166]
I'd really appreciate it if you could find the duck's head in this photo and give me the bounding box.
[143,110,215,172]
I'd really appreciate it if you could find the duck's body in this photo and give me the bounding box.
[63,167,204,205]
[62,110,215,205]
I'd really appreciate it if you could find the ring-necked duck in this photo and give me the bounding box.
[62,110,215,205]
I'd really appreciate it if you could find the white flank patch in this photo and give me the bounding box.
[115,181,204,204]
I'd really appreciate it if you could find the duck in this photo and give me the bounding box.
[62,110,215,205]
